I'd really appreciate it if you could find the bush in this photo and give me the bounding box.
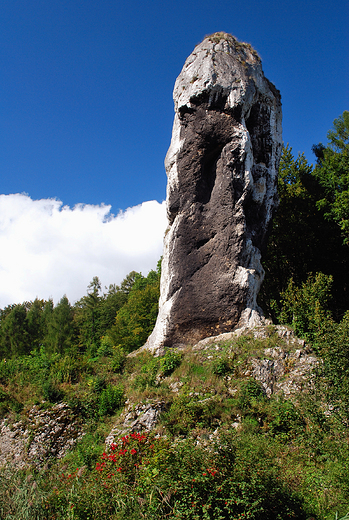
[132,356,160,391]
[316,311,349,423]
[164,393,217,434]
[98,385,124,416]
[278,272,333,340]
[268,398,305,438]
[237,378,266,412]
[212,354,235,376]
[160,349,182,376]
[111,345,126,372]
[41,380,64,403]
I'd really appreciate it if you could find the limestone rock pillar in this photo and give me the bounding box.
[145,32,282,354]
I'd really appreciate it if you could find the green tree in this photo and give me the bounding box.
[108,270,160,352]
[45,296,76,354]
[97,283,130,335]
[0,303,30,356]
[26,299,46,350]
[261,145,349,320]
[74,277,102,352]
[312,110,349,243]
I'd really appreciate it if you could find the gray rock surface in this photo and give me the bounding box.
[105,400,165,446]
[145,33,282,354]
[192,325,317,398]
[0,403,84,469]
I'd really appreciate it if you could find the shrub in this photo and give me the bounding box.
[278,272,333,340]
[160,349,182,376]
[98,384,124,416]
[212,354,235,376]
[316,311,349,423]
[111,345,126,372]
[237,378,266,412]
[132,356,160,391]
[268,398,305,438]
[41,380,64,403]
[164,393,217,434]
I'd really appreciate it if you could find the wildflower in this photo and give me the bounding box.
[130,448,137,455]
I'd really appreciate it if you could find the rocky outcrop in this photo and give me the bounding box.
[192,325,317,398]
[105,400,166,446]
[0,403,84,469]
[145,32,282,354]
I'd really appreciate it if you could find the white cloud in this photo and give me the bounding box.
[0,194,167,308]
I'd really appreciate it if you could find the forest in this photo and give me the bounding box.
[0,111,348,519]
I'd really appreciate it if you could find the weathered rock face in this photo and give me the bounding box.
[146,33,282,353]
[0,403,84,469]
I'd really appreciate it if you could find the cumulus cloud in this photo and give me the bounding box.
[0,194,167,308]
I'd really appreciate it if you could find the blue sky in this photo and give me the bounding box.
[0,0,348,307]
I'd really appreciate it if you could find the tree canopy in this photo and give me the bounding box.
[312,110,349,243]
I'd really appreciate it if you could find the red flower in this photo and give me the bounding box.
[130,448,137,455]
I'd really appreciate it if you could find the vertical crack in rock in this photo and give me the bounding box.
[145,32,282,354]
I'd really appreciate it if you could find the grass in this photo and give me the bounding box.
[204,32,261,60]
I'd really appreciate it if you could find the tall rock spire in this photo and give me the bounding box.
[146,32,282,353]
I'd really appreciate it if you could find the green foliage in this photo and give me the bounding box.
[164,393,218,434]
[315,311,349,423]
[74,277,103,351]
[261,144,349,320]
[0,466,49,519]
[0,303,30,357]
[111,345,126,373]
[96,335,114,357]
[237,378,266,412]
[0,388,23,416]
[46,295,76,354]
[212,353,235,376]
[160,349,182,376]
[109,269,160,353]
[278,272,333,340]
[268,398,305,438]
[313,111,349,243]
[132,354,160,391]
[1,330,349,518]
[41,379,64,403]
[74,432,103,470]
[98,384,124,416]
[0,266,162,359]
[38,432,310,519]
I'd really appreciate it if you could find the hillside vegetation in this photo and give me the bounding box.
[0,112,348,519]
